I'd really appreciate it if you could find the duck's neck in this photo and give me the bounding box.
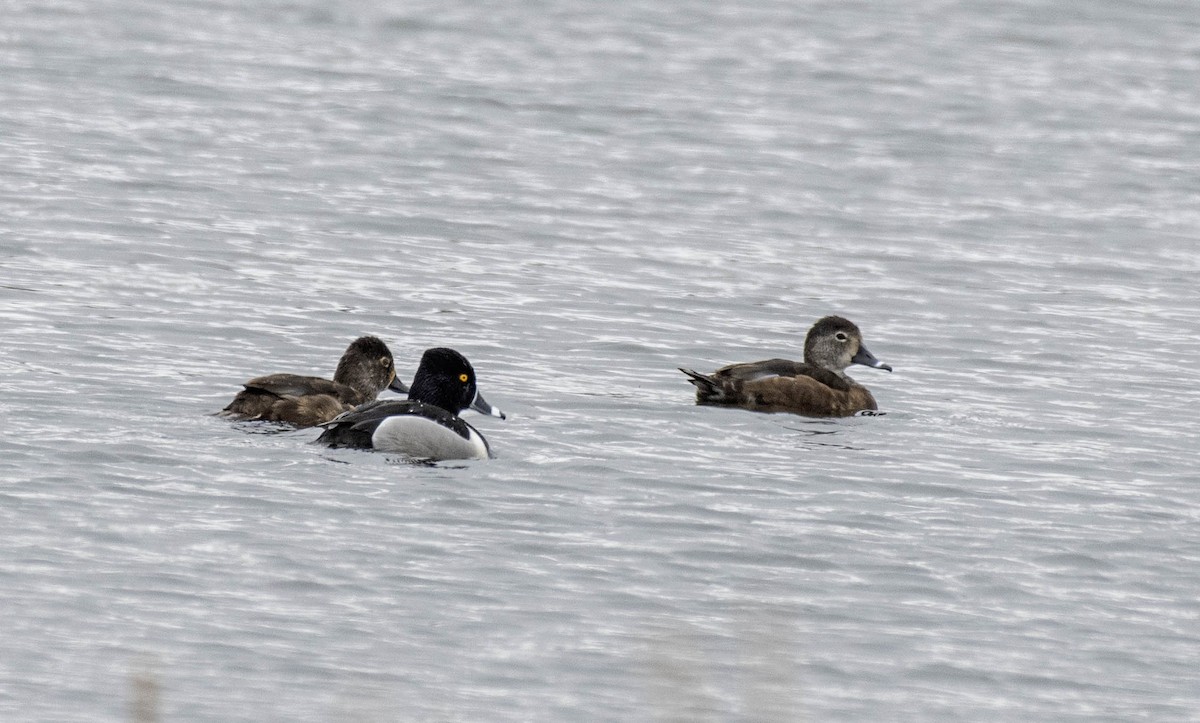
[408,375,463,415]
[336,367,379,398]
[831,368,857,384]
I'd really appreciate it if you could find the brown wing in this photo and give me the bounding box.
[241,374,361,402]
[713,359,851,392]
[254,395,352,427]
[221,374,364,426]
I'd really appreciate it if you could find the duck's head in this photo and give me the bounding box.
[409,347,505,419]
[803,316,892,376]
[333,335,404,397]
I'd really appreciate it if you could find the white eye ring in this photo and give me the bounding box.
[835,332,849,342]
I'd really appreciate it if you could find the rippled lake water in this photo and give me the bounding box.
[3,0,1200,720]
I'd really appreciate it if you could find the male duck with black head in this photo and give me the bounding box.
[680,315,892,417]
[316,347,505,462]
[220,335,409,427]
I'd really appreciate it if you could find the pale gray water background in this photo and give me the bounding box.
[3,0,1200,720]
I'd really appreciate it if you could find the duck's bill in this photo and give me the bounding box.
[470,391,506,419]
[388,376,410,394]
[852,344,893,372]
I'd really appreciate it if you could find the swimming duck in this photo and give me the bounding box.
[220,335,409,427]
[315,347,505,461]
[680,315,892,417]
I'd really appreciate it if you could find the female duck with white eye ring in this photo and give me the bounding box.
[316,347,505,462]
[680,315,892,417]
[219,335,409,427]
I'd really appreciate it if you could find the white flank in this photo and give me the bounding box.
[371,415,489,461]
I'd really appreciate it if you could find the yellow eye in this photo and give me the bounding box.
[459,373,469,383]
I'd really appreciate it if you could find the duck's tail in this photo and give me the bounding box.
[679,368,727,404]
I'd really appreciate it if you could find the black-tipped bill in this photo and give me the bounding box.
[388,376,410,394]
[851,344,893,372]
[470,390,505,419]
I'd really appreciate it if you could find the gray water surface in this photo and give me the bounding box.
[3,1,1199,720]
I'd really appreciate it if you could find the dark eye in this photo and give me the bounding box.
[835,332,849,342]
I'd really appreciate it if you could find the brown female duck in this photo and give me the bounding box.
[220,335,409,427]
[680,316,892,417]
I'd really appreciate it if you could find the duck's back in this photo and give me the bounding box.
[315,399,407,448]
[221,373,364,426]
[711,359,850,390]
